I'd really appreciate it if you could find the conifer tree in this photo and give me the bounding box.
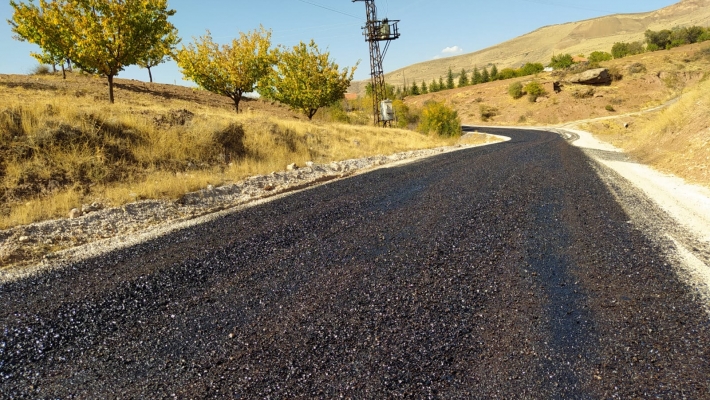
[490,64,499,81]
[458,68,469,87]
[481,67,490,83]
[472,66,482,85]
[430,78,439,92]
[446,68,455,90]
[410,80,420,95]
[439,76,445,91]
[421,80,428,94]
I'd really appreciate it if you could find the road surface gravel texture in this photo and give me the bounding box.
[1,127,709,398]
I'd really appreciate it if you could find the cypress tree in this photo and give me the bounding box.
[458,68,469,87]
[472,66,482,85]
[446,68,455,89]
[481,67,490,83]
[421,80,428,94]
[490,64,499,81]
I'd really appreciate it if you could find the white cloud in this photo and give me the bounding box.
[433,46,464,59]
[441,46,463,55]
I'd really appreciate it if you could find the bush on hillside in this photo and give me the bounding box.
[479,104,499,122]
[627,62,647,74]
[524,81,547,103]
[418,101,460,137]
[508,82,524,99]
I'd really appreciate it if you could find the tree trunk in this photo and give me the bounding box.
[107,75,115,104]
[148,67,153,83]
[231,92,242,113]
[51,63,56,73]
[66,59,72,72]
[61,63,66,80]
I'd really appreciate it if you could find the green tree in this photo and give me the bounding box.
[10,0,179,103]
[446,68,455,90]
[498,68,518,80]
[410,80,420,95]
[588,51,613,63]
[481,67,490,83]
[439,76,445,91]
[429,78,439,92]
[518,62,544,76]
[549,54,574,69]
[177,27,275,112]
[421,80,428,94]
[472,66,482,84]
[490,64,499,81]
[260,40,357,120]
[138,23,180,82]
[458,68,469,87]
[645,29,672,50]
[612,41,644,59]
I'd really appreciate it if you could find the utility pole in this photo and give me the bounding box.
[353,0,400,127]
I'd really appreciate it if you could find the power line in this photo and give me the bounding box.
[296,0,363,20]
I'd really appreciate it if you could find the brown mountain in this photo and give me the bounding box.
[351,0,710,93]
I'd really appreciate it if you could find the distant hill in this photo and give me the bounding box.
[351,0,710,93]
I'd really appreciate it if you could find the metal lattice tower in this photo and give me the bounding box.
[353,0,400,127]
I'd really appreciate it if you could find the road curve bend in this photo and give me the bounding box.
[1,127,709,398]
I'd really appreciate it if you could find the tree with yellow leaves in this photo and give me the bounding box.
[259,40,358,120]
[175,27,276,113]
[9,0,179,103]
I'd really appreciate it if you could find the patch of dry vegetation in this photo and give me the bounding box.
[0,73,455,229]
[583,77,710,189]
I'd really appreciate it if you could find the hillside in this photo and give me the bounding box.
[404,42,710,188]
[351,0,710,93]
[0,72,463,232]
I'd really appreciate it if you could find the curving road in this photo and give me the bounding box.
[1,127,709,398]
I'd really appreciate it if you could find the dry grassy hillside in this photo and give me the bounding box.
[0,73,460,229]
[351,0,710,93]
[403,42,710,188]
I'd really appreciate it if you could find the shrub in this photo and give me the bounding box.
[31,64,51,75]
[498,68,518,80]
[418,101,460,137]
[627,62,647,74]
[479,104,499,122]
[392,99,420,129]
[508,82,524,99]
[549,54,574,70]
[212,123,246,163]
[524,81,546,102]
[571,87,595,99]
[605,104,615,112]
[519,62,544,76]
[588,51,613,63]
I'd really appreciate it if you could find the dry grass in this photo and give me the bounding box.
[583,78,710,189]
[0,73,454,229]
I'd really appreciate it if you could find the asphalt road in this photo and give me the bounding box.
[1,127,709,398]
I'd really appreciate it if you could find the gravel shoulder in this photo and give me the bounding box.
[560,127,710,304]
[0,133,509,282]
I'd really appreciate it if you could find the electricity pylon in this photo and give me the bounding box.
[353,0,400,127]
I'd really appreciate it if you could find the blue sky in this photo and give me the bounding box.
[1,0,679,85]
